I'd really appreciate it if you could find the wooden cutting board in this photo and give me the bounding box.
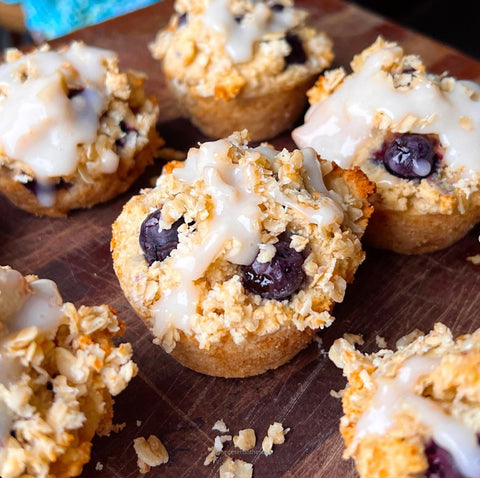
[1,1,480,476]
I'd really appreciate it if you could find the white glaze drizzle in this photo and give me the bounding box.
[203,0,297,63]
[292,45,480,177]
[0,268,64,442]
[0,44,116,206]
[152,140,343,339]
[355,355,480,478]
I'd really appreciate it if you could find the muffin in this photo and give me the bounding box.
[0,41,161,217]
[329,323,480,478]
[293,37,480,254]
[0,266,137,478]
[149,0,333,141]
[111,130,374,378]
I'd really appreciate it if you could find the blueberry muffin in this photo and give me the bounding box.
[0,41,161,217]
[149,0,333,141]
[111,131,374,377]
[293,37,480,254]
[0,266,137,478]
[329,323,480,478]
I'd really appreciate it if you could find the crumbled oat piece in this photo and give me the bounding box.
[467,254,480,265]
[344,333,364,346]
[233,429,256,451]
[111,422,126,433]
[95,462,104,471]
[204,435,232,466]
[375,335,387,349]
[219,457,253,478]
[262,422,290,455]
[262,436,274,456]
[136,420,143,427]
[267,422,288,445]
[133,435,169,474]
[212,419,229,433]
[330,389,343,399]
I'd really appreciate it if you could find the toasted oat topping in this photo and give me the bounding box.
[0,266,137,478]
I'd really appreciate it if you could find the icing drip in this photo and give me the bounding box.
[0,268,64,442]
[355,355,480,478]
[0,44,116,206]
[292,45,480,177]
[152,140,343,340]
[203,0,297,63]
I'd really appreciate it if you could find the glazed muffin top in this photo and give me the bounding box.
[293,37,480,214]
[0,41,158,207]
[329,323,480,478]
[0,266,137,478]
[112,131,373,352]
[150,0,333,99]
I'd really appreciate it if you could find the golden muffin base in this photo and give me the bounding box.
[168,76,316,141]
[0,126,162,217]
[170,324,317,378]
[365,190,480,254]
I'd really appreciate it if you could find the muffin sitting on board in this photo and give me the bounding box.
[150,0,333,141]
[112,130,374,378]
[293,37,480,254]
[329,323,480,478]
[0,266,137,478]
[0,41,161,217]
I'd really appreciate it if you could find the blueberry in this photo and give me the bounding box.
[116,121,138,149]
[382,133,436,179]
[271,4,285,12]
[139,209,184,266]
[241,234,305,300]
[425,440,465,478]
[178,12,188,27]
[285,32,307,66]
[67,88,85,99]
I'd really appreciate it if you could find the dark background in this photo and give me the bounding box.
[0,1,479,60]
[352,0,479,59]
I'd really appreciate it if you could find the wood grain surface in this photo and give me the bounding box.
[1,1,480,477]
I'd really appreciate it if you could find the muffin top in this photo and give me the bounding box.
[330,323,480,478]
[112,131,373,352]
[0,266,137,477]
[0,41,158,206]
[293,37,480,214]
[150,0,333,99]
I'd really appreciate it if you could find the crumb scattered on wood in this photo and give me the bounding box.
[233,429,256,451]
[467,254,480,265]
[212,419,229,433]
[133,435,169,474]
[204,435,232,466]
[136,420,142,427]
[329,389,343,399]
[111,422,126,433]
[262,422,289,456]
[375,335,387,349]
[344,333,364,346]
[95,462,103,471]
[219,457,253,478]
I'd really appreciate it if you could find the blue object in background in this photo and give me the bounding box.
[2,0,161,39]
